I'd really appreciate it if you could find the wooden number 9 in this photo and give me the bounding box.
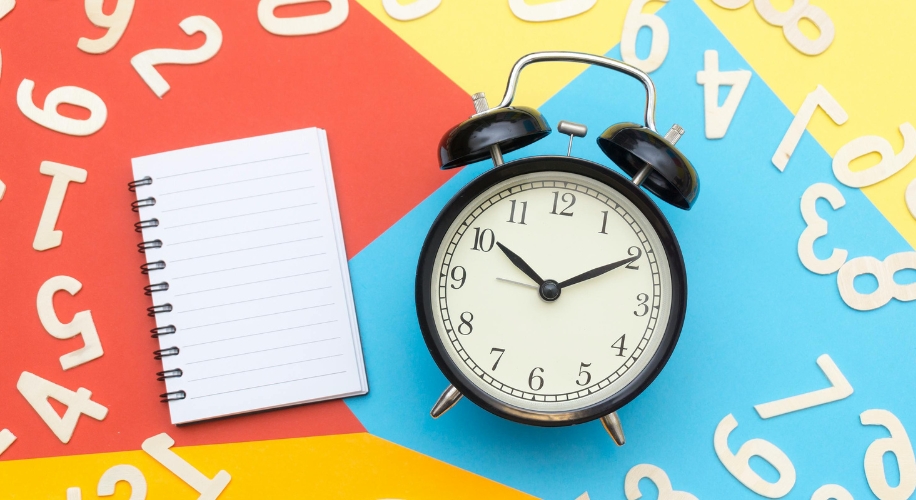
[837,253,916,311]
[258,0,349,36]
[620,0,670,73]
[17,80,107,136]
[861,409,916,500]
[798,183,847,275]
[78,0,135,54]
[714,414,796,498]
[625,464,698,500]
[131,16,223,98]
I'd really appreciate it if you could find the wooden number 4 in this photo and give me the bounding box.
[142,433,231,500]
[696,50,751,140]
[754,354,852,419]
[772,85,847,172]
[17,371,108,444]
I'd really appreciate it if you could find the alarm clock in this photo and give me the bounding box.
[415,51,698,445]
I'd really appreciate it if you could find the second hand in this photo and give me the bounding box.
[496,277,538,289]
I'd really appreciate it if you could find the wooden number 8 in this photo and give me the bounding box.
[712,0,834,55]
[837,253,916,311]
[625,464,698,500]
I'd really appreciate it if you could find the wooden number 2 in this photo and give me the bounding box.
[714,414,796,498]
[37,275,104,370]
[67,464,148,500]
[17,371,108,444]
[798,183,847,275]
[754,354,852,419]
[17,80,107,136]
[508,0,597,22]
[258,0,348,36]
[837,252,916,311]
[131,16,222,98]
[772,85,847,172]
[78,0,135,54]
[625,464,698,500]
[620,0,669,73]
[861,409,916,500]
[142,433,231,500]
[383,0,441,21]
[832,123,916,188]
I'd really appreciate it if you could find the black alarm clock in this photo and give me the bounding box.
[415,51,698,445]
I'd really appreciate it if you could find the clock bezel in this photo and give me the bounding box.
[416,155,687,427]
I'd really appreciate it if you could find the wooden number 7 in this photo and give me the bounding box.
[772,85,847,172]
[754,354,852,419]
[142,433,231,500]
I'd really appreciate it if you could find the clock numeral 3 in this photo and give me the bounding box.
[626,246,642,270]
[450,266,466,289]
[470,227,495,252]
[458,312,474,335]
[550,191,576,216]
[528,367,545,391]
[576,362,592,386]
[612,334,628,357]
[489,348,505,371]
[507,200,528,224]
[634,294,649,317]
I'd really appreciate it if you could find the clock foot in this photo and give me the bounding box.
[600,412,626,446]
[430,384,463,419]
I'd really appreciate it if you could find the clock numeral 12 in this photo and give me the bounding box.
[550,191,576,216]
[470,227,495,252]
[507,200,527,224]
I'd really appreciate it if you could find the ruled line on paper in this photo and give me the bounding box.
[162,187,314,213]
[171,253,325,280]
[157,153,309,179]
[181,320,339,347]
[188,371,346,400]
[182,303,335,330]
[178,286,331,314]
[176,270,330,296]
[170,237,323,263]
[158,170,310,196]
[185,354,344,382]
[186,337,340,365]
[165,203,316,229]
[169,222,320,245]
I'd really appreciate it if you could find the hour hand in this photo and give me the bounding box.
[557,255,639,289]
[496,242,544,285]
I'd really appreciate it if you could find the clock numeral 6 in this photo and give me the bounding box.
[634,294,649,317]
[550,191,576,216]
[449,266,466,289]
[470,227,495,252]
[528,367,545,391]
[576,362,592,386]
[457,312,474,335]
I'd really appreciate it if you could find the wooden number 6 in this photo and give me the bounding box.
[714,414,796,498]
[625,464,698,500]
[17,80,107,136]
[258,0,349,36]
[861,409,916,500]
[798,183,847,275]
[620,0,670,73]
[131,16,223,98]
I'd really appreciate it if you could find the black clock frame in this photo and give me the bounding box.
[416,155,688,427]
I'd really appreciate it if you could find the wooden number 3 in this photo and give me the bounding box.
[131,16,222,98]
[625,464,698,500]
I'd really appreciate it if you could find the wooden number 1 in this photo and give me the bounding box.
[142,433,231,500]
[772,85,847,172]
[754,354,852,419]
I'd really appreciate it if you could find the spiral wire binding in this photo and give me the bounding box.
[131,175,185,403]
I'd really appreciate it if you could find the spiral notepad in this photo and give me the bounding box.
[130,128,367,425]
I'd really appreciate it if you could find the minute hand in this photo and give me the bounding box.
[557,255,639,289]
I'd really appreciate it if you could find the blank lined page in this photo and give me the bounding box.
[133,128,367,424]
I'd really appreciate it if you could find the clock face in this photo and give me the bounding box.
[419,157,686,424]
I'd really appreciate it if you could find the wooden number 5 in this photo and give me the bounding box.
[67,464,148,500]
[625,464,698,500]
[258,0,349,36]
[131,16,223,98]
[37,275,104,370]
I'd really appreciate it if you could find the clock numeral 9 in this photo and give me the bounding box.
[507,200,527,224]
[470,227,495,252]
[528,367,545,391]
[449,266,466,289]
[457,312,474,335]
[576,362,592,386]
[489,348,505,371]
[634,294,649,317]
[550,191,576,216]
[626,246,642,270]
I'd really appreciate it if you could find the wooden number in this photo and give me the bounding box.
[811,485,853,500]
[754,354,852,419]
[624,463,698,500]
[714,414,796,498]
[383,0,440,21]
[837,252,916,311]
[37,275,104,370]
[798,183,847,275]
[508,0,596,22]
[17,371,108,444]
[0,429,16,456]
[0,0,14,19]
[78,0,135,54]
[712,0,750,8]
[620,0,669,73]
[696,49,751,139]
[142,433,231,500]
[575,494,590,500]
[258,0,348,36]
[832,123,916,188]
[772,85,847,171]
[17,80,107,136]
[0,178,6,201]
[33,161,88,251]
[753,0,834,55]
[67,465,148,500]
[131,16,222,98]
[906,177,916,220]
[861,409,916,500]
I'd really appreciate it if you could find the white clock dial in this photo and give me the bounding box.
[430,170,674,414]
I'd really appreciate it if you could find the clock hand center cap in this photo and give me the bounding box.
[539,279,561,302]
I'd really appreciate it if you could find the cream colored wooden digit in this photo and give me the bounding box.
[625,464,698,500]
[837,253,916,311]
[906,178,916,219]
[754,354,852,418]
[782,4,834,56]
[78,0,135,54]
[17,80,107,136]
[712,0,750,8]
[0,0,14,19]
[131,16,222,98]
[832,123,916,188]
[258,0,348,36]
[0,429,16,456]
[0,178,6,201]
[382,0,441,21]
[574,494,590,500]
[861,409,916,500]
[772,85,847,171]
[753,0,807,26]
[508,0,596,22]
[620,0,669,73]
[798,183,847,275]
[67,487,82,500]
[98,465,147,499]
[17,371,108,444]
[714,414,796,498]
[142,433,231,500]
[696,50,751,139]
[37,275,104,370]
[812,485,853,500]
[33,161,87,251]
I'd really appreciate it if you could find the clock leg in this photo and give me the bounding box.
[430,384,463,419]
[600,412,626,446]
